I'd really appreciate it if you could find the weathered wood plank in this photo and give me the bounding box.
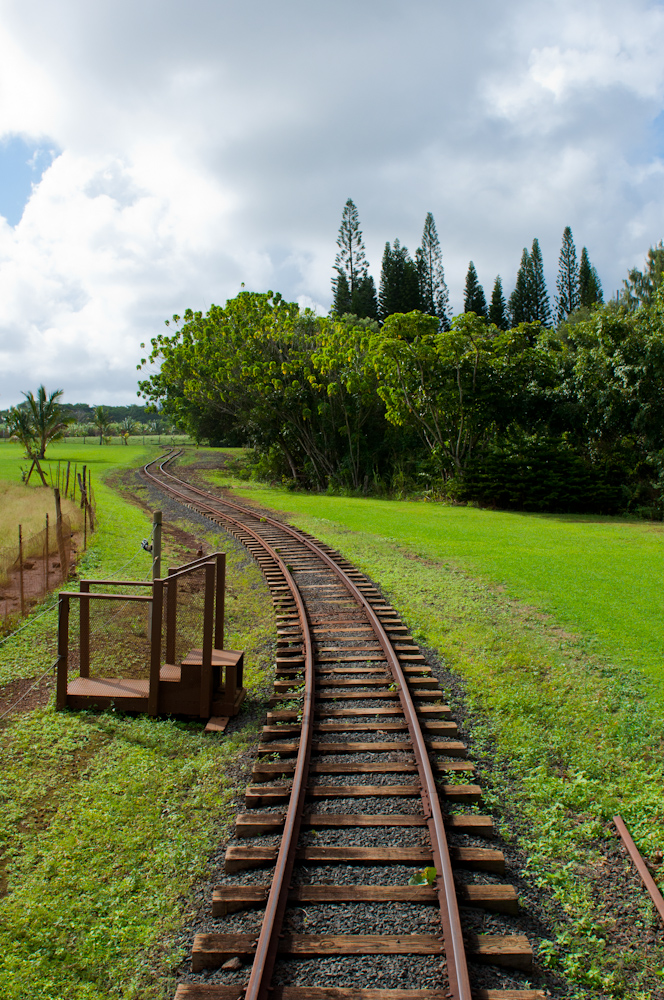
[224,844,504,873]
[211,881,518,917]
[469,934,533,971]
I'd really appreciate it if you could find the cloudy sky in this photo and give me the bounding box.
[1,0,664,406]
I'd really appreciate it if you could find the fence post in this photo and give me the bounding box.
[148,578,163,716]
[18,524,25,617]
[166,569,177,664]
[214,552,226,651]
[56,593,70,709]
[152,511,162,580]
[65,461,71,499]
[54,488,67,583]
[79,582,90,677]
[200,561,215,718]
[44,513,49,596]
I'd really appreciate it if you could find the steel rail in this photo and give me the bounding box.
[143,455,314,1000]
[614,814,664,926]
[148,454,473,1000]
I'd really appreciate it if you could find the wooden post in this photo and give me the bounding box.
[65,461,71,499]
[152,511,162,580]
[56,594,70,709]
[148,578,163,716]
[83,496,87,550]
[214,552,226,651]
[80,466,87,508]
[166,569,177,664]
[200,561,215,718]
[44,513,49,595]
[54,488,67,582]
[72,463,77,503]
[18,524,24,617]
[79,582,90,677]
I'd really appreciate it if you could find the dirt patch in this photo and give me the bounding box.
[0,673,54,720]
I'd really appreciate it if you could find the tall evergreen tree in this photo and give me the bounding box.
[530,238,551,325]
[579,247,603,308]
[621,241,664,308]
[463,261,487,318]
[416,212,451,329]
[555,226,580,323]
[509,247,533,325]
[331,199,378,319]
[378,239,421,321]
[489,275,508,329]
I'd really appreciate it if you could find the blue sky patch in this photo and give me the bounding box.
[0,136,60,226]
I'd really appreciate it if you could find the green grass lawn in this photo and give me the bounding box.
[212,473,664,694]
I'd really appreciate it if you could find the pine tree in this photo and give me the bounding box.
[352,274,379,320]
[579,247,603,308]
[416,211,451,329]
[378,240,421,321]
[509,248,533,325]
[331,198,377,318]
[463,262,487,318]
[530,238,551,325]
[333,271,352,316]
[489,276,508,329]
[621,242,664,308]
[555,226,580,323]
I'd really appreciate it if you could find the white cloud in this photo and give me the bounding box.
[0,0,663,404]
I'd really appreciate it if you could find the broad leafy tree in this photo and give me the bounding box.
[463,261,487,318]
[416,212,451,329]
[556,226,580,323]
[378,240,421,321]
[331,199,378,319]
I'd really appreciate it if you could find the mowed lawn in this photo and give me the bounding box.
[219,477,664,693]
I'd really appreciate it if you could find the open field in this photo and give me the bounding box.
[0,444,276,999]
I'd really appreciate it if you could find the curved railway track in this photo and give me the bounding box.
[143,452,545,1000]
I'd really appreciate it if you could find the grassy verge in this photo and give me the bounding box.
[0,446,276,999]
[198,461,664,999]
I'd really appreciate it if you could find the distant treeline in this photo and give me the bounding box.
[138,237,664,517]
[0,403,175,437]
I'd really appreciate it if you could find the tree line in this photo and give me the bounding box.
[331,199,605,330]
[138,239,664,516]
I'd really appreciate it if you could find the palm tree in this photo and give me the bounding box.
[94,405,111,444]
[22,386,70,458]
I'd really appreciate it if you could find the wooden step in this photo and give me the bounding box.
[234,812,493,837]
[251,760,474,779]
[212,881,517,916]
[245,782,481,806]
[191,931,532,971]
[223,844,504,874]
[258,740,466,756]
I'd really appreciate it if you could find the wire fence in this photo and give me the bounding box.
[0,466,97,626]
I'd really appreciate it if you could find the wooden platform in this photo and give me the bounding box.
[65,651,245,719]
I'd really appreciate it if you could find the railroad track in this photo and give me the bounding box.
[143,452,545,1000]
